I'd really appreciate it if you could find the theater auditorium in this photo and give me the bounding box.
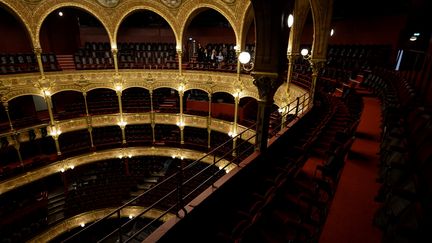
[0,0,431,242]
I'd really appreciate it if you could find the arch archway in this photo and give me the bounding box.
[122,87,151,113]
[0,6,37,74]
[183,8,237,71]
[39,7,111,71]
[183,89,209,116]
[211,92,235,121]
[116,10,177,70]
[51,91,86,120]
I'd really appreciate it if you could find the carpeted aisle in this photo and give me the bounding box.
[319,95,383,243]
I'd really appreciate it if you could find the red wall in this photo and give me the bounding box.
[301,15,408,49]
[185,27,236,46]
[0,9,33,53]
[39,13,81,54]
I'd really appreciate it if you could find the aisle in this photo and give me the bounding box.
[319,95,382,243]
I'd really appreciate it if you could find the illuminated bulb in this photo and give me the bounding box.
[301,48,309,56]
[413,33,420,36]
[178,84,185,92]
[330,29,335,36]
[238,52,251,64]
[118,120,127,128]
[69,165,74,170]
[80,223,85,227]
[58,11,63,17]
[43,90,51,97]
[410,36,417,41]
[129,215,133,219]
[60,168,65,173]
[115,84,122,92]
[287,14,294,28]
[172,155,176,159]
[128,154,132,158]
[176,121,185,127]
[180,156,184,160]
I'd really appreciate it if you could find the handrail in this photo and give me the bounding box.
[61,122,257,243]
[60,92,309,242]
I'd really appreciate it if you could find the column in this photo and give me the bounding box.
[232,94,240,156]
[34,47,45,78]
[150,90,155,143]
[83,92,94,148]
[112,48,119,74]
[286,54,299,94]
[2,102,14,131]
[236,49,241,80]
[115,86,127,144]
[207,94,212,149]
[177,49,183,75]
[44,92,55,126]
[178,89,184,145]
[309,59,326,104]
[252,74,283,152]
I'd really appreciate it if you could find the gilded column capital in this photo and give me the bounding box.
[33,47,42,55]
[111,48,118,56]
[287,53,300,62]
[309,58,326,76]
[252,74,283,103]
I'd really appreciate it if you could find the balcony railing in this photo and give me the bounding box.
[57,91,312,243]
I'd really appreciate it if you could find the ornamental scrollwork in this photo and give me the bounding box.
[161,0,182,8]
[96,0,120,8]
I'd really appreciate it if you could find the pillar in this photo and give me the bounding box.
[309,59,326,104]
[34,47,45,79]
[112,48,119,74]
[2,101,14,131]
[252,74,283,152]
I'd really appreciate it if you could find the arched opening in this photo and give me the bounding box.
[153,88,179,113]
[122,87,151,113]
[92,125,122,150]
[8,95,49,130]
[0,5,37,74]
[125,124,152,146]
[211,92,235,121]
[184,9,236,71]
[0,105,10,133]
[238,97,258,127]
[58,129,91,157]
[154,124,180,146]
[116,10,177,69]
[184,126,208,151]
[51,91,86,120]
[86,88,119,115]
[40,7,110,71]
[183,89,209,116]
[19,131,57,165]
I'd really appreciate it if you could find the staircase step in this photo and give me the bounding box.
[56,54,76,70]
[48,212,65,225]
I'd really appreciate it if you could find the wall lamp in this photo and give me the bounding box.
[238,51,254,71]
[301,48,311,60]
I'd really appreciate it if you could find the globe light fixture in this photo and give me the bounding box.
[287,14,294,28]
[330,28,335,36]
[238,51,251,64]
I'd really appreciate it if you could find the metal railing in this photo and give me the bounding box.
[60,92,311,243]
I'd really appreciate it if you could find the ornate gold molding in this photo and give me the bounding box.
[0,146,235,195]
[29,206,174,243]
